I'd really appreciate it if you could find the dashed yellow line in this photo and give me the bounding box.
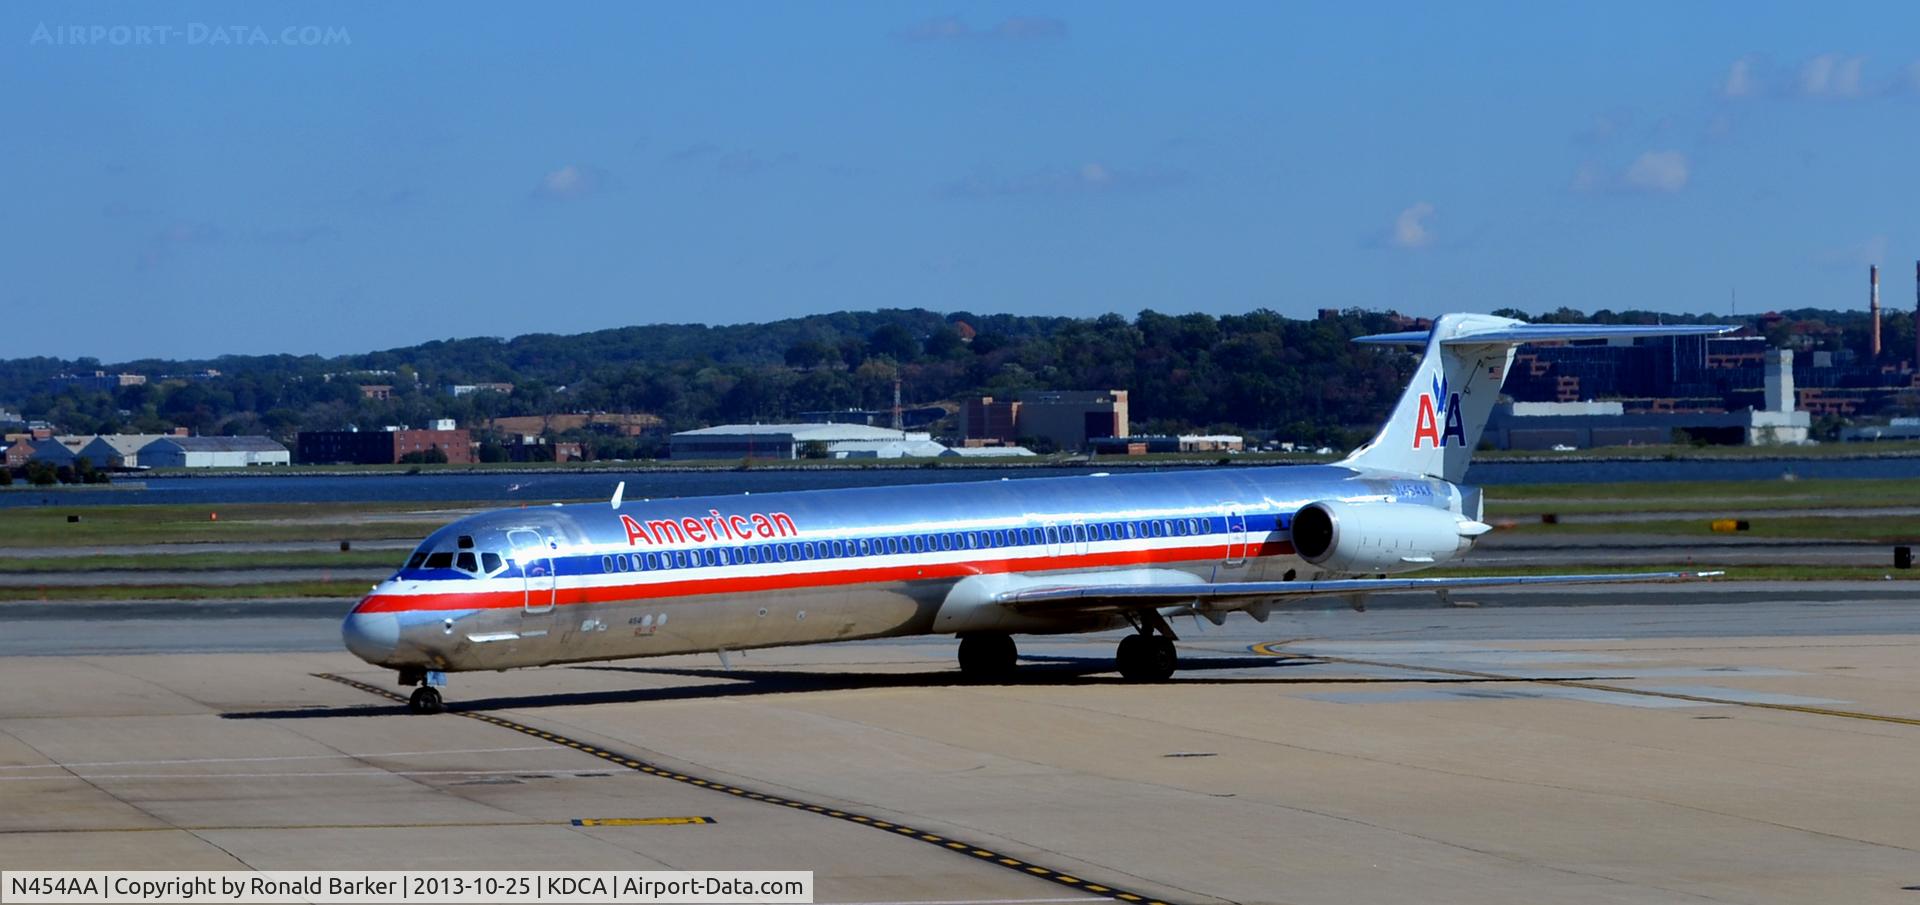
[316,673,1173,904]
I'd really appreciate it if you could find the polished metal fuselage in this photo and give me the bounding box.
[344,466,1461,673]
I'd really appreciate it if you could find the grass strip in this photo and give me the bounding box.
[0,581,368,601]
[0,550,402,573]
[1429,563,1915,581]
[1494,514,1920,542]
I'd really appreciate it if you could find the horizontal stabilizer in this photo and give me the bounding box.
[1355,322,1736,346]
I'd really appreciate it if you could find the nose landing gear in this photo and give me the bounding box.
[397,668,446,714]
[408,686,443,714]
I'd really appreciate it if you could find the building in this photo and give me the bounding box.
[27,436,85,466]
[1016,390,1128,451]
[1841,417,1920,442]
[297,429,475,464]
[961,397,1022,444]
[75,434,179,469]
[48,371,146,393]
[939,445,1036,458]
[447,382,514,397]
[2,441,32,468]
[139,436,290,468]
[825,439,950,459]
[360,385,394,401]
[487,413,662,440]
[1091,435,1246,455]
[961,390,1129,451]
[670,424,941,460]
[795,406,948,429]
[1483,400,1810,449]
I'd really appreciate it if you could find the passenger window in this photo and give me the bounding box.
[1044,527,1059,545]
[601,556,613,572]
[456,552,478,573]
[425,552,454,569]
[911,535,925,553]
[775,545,789,562]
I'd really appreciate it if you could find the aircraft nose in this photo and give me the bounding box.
[341,607,400,665]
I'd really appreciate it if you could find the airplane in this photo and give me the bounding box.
[343,313,1734,713]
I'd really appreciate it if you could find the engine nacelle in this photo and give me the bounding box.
[1290,500,1488,575]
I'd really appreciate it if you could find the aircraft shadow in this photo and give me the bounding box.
[220,653,1558,720]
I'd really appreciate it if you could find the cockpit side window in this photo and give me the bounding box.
[482,552,503,574]
[407,552,428,569]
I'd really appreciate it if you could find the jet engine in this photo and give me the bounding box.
[1290,500,1490,575]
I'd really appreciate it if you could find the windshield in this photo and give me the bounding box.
[402,533,508,579]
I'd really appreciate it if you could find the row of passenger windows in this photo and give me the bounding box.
[599,517,1219,574]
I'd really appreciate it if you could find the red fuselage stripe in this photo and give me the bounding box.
[353,540,1295,614]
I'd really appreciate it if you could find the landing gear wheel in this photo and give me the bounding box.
[408,686,443,715]
[957,633,1018,682]
[1116,634,1178,682]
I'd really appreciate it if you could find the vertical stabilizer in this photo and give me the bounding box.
[1340,314,1738,482]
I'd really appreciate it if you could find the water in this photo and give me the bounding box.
[2,457,1915,509]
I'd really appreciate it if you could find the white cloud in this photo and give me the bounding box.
[941,161,1186,198]
[1798,54,1865,98]
[1620,151,1690,193]
[530,164,614,201]
[1572,151,1690,195]
[1390,202,1436,249]
[1813,234,1888,269]
[1723,59,1754,97]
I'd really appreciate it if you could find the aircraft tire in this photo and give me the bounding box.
[408,686,443,715]
[1117,634,1177,682]
[957,633,1017,681]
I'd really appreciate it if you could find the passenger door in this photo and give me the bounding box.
[1215,510,1250,580]
[508,528,556,639]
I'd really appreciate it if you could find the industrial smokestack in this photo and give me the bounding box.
[1871,265,1882,360]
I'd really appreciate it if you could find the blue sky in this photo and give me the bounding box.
[4,2,1919,360]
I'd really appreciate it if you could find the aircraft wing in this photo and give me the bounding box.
[997,570,1723,615]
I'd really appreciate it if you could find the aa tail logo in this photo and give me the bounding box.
[1413,375,1467,449]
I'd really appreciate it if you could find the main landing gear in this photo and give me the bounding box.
[956,632,1018,682]
[398,668,445,714]
[1115,611,1179,682]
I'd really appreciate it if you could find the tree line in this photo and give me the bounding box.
[3,304,1877,456]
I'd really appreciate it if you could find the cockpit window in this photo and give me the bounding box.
[482,552,503,574]
[424,551,454,569]
[407,552,428,569]
[456,552,478,573]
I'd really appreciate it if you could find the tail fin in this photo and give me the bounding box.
[1339,314,1736,482]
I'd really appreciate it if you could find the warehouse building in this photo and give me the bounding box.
[139,436,290,468]
[75,434,175,469]
[961,390,1129,451]
[297,428,475,464]
[671,424,941,460]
